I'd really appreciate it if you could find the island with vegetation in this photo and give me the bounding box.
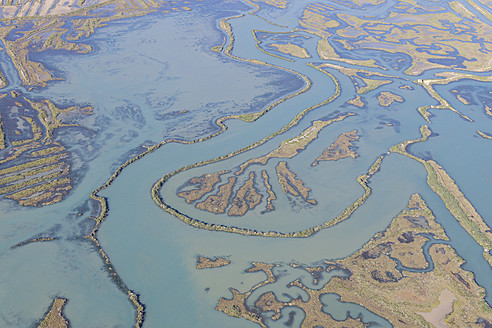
[37,298,69,328]
[216,194,492,327]
[312,130,359,166]
[196,256,231,270]
[276,161,316,205]
[377,91,404,107]
[1,0,491,326]
[0,95,92,206]
[391,125,492,266]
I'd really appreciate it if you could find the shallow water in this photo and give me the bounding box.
[1,0,491,326]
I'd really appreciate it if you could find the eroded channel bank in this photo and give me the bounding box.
[87,10,320,326]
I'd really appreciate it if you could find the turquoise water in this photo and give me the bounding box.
[320,294,392,327]
[0,3,305,326]
[1,0,491,327]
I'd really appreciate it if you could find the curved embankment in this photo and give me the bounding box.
[86,13,315,328]
[86,113,252,327]
[150,64,388,238]
[11,237,57,249]
[152,152,383,238]
[390,125,492,267]
[251,29,295,63]
[415,72,492,123]
[218,14,313,122]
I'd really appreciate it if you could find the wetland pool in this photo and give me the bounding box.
[1,0,491,327]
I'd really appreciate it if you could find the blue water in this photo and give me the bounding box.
[1,0,491,327]
[320,293,392,327]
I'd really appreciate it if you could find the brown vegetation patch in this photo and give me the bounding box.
[217,262,278,327]
[261,170,276,213]
[177,171,230,203]
[217,194,492,327]
[335,9,492,75]
[276,161,316,205]
[377,91,404,107]
[316,63,395,94]
[37,298,69,328]
[196,176,237,214]
[236,113,354,175]
[268,43,310,58]
[196,256,231,269]
[346,95,365,107]
[0,96,91,206]
[312,130,358,166]
[228,171,262,216]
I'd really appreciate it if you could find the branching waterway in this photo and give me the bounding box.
[0,0,491,327]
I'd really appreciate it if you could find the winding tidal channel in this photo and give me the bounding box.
[1,0,492,327]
